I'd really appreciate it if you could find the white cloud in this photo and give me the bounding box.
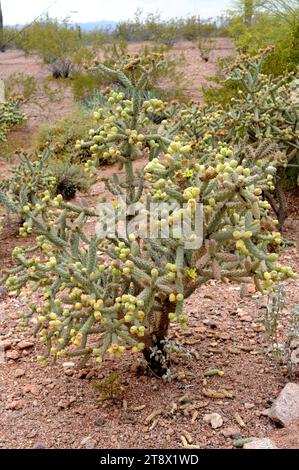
[2,0,232,25]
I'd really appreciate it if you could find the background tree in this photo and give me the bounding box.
[0,1,5,52]
[244,0,254,25]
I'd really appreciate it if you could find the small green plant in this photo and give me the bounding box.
[4,73,38,102]
[93,371,124,401]
[259,287,299,378]
[49,158,97,201]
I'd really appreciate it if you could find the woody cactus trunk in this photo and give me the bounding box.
[1,57,296,378]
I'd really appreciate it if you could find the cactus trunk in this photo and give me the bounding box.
[143,302,172,377]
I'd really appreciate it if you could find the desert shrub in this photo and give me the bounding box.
[259,286,299,378]
[1,59,296,379]
[9,16,81,78]
[72,70,109,102]
[4,73,38,102]
[35,111,96,164]
[114,11,217,43]
[48,158,97,201]
[50,59,72,79]
[227,7,299,75]
[202,77,239,108]
[19,17,81,64]
[0,99,26,142]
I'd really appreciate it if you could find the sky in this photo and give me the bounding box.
[2,0,233,25]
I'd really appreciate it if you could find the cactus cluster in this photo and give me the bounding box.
[1,57,297,378]
[171,49,299,226]
[0,150,97,230]
[0,99,26,142]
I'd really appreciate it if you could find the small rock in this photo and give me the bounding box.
[95,418,105,427]
[247,284,256,294]
[1,339,12,351]
[62,361,75,369]
[22,384,40,396]
[33,442,46,449]
[17,340,34,350]
[243,438,278,449]
[14,368,25,378]
[203,413,223,429]
[80,436,97,449]
[57,400,70,409]
[0,285,8,298]
[7,400,23,410]
[268,383,299,427]
[240,316,253,322]
[221,426,241,438]
[77,368,92,379]
[6,350,20,360]
[244,403,255,410]
[290,349,299,365]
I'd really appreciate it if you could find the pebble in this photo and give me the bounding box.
[240,316,253,322]
[14,368,25,378]
[6,350,20,360]
[203,413,223,429]
[95,417,105,427]
[7,400,23,410]
[62,362,75,369]
[1,339,12,350]
[33,442,46,449]
[80,436,97,449]
[244,402,255,410]
[17,340,34,350]
[221,426,241,438]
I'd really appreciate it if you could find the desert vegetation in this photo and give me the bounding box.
[0,0,298,450]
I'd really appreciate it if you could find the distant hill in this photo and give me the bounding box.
[78,21,117,31]
[8,21,118,31]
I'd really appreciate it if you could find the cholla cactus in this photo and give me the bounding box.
[172,50,299,228]
[0,99,26,142]
[0,150,97,228]
[1,60,297,378]
[226,52,298,226]
[0,151,57,228]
